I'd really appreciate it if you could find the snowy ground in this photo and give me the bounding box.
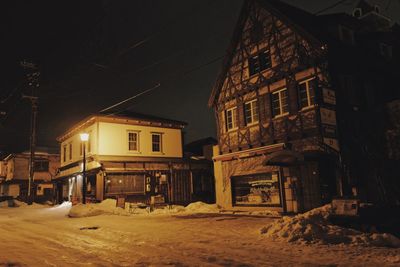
[0,202,399,266]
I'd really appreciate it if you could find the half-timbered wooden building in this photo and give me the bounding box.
[209,0,399,212]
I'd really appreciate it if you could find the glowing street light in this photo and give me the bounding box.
[80,133,89,204]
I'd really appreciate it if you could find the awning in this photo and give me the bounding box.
[263,150,304,166]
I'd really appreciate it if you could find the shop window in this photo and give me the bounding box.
[244,99,259,125]
[232,172,281,206]
[298,78,316,109]
[105,174,145,194]
[271,88,289,117]
[248,50,272,76]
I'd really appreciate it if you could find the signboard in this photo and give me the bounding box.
[323,88,336,105]
[116,195,126,208]
[322,124,337,138]
[324,138,340,152]
[320,108,337,126]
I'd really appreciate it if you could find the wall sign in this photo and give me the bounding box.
[323,88,336,105]
[324,138,340,152]
[320,108,337,126]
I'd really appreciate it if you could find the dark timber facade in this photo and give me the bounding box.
[209,0,400,212]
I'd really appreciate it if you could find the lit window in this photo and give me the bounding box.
[244,99,259,125]
[225,107,237,131]
[128,132,139,152]
[151,133,162,152]
[272,88,289,117]
[298,78,316,109]
[249,50,272,76]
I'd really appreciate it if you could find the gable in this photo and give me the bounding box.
[208,0,324,108]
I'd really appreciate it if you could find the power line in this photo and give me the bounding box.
[314,0,354,15]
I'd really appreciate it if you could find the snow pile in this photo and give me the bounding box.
[260,205,400,248]
[185,201,220,213]
[68,199,130,218]
[151,205,186,215]
[0,199,43,208]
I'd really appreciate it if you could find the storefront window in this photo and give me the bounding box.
[232,172,281,206]
[105,174,145,194]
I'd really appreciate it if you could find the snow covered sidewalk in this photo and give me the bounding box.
[0,201,399,266]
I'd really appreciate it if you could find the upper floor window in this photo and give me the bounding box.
[353,8,362,18]
[63,145,67,163]
[249,50,272,76]
[87,132,92,153]
[151,133,162,153]
[298,78,316,109]
[379,43,393,60]
[244,99,259,125]
[272,88,289,117]
[339,25,355,45]
[69,143,73,160]
[225,107,237,131]
[128,131,139,152]
[34,160,49,172]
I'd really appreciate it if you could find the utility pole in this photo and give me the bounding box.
[21,61,40,205]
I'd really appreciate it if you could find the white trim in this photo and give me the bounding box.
[272,88,289,117]
[127,130,140,153]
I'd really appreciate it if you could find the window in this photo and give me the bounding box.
[128,131,139,152]
[87,132,92,153]
[379,43,392,60]
[151,133,162,152]
[339,25,355,45]
[298,78,317,109]
[353,8,362,18]
[244,99,259,125]
[34,160,49,172]
[225,107,237,131]
[249,50,272,76]
[69,143,72,161]
[105,174,145,194]
[63,145,67,163]
[272,88,289,117]
[231,172,281,206]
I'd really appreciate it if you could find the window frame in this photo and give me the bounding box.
[298,77,317,110]
[127,131,140,153]
[248,50,272,77]
[69,143,73,161]
[151,133,163,153]
[225,107,238,132]
[271,88,289,118]
[244,99,259,126]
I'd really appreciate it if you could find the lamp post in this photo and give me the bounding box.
[80,133,89,204]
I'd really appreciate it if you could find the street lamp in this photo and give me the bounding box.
[80,133,89,204]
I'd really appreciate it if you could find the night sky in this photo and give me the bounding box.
[1,0,399,153]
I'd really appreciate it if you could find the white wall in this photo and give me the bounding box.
[60,122,98,167]
[98,122,183,158]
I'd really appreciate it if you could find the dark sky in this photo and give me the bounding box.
[1,0,399,153]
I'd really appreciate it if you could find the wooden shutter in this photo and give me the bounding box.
[259,93,272,123]
[237,102,245,128]
[287,76,299,115]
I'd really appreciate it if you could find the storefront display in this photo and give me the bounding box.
[232,172,281,206]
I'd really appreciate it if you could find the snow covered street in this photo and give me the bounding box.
[0,203,399,266]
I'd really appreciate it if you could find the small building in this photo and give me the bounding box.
[0,149,60,202]
[54,112,214,205]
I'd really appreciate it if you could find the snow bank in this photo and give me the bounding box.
[0,199,44,208]
[260,205,400,248]
[68,199,130,218]
[185,202,220,213]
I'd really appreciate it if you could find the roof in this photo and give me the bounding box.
[184,137,217,155]
[57,111,187,142]
[208,0,325,107]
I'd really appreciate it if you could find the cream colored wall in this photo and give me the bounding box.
[98,122,183,158]
[60,123,98,167]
